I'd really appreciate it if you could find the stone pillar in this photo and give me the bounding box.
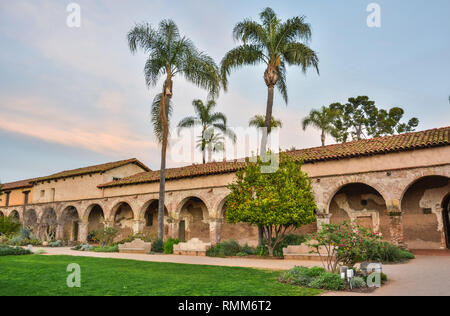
[316,213,332,230]
[388,213,404,248]
[209,219,222,245]
[104,220,114,228]
[55,223,64,240]
[169,220,180,239]
[133,220,145,235]
[78,221,89,243]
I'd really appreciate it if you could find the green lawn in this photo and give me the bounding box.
[0,255,321,296]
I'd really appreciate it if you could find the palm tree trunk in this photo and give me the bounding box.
[321,130,326,146]
[158,78,172,242]
[260,86,274,154]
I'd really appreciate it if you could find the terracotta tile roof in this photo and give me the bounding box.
[98,161,247,188]
[1,179,35,191]
[99,126,449,188]
[33,158,151,183]
[285,126,450,163]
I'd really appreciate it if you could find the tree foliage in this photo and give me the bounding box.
[226,153,317,256]
[329,96,419,142]
[302,106,340,146]
[249,115,283,130]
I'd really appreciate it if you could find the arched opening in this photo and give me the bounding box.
[39,208,57,241]
[328,183,390,240]
[220,199,258,246]
[0,211,4,217]
[142,200,169,239]
[179,197,210,242]
[401,176,450,249]
[442,194,450,249]
[87,204,105,239]
[9,210,20,221]
[112,202,135,241]
[24,209,38,233]
[60,206,79,242]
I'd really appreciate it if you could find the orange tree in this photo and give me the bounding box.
[225,153,317,256]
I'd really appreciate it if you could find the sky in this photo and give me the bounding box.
[0,0,449,183]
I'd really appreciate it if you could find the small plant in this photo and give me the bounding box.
[152,239,164,253]
[279,266,345,291]
[163,238,180,254]
[351,277,367,289]
[48,240,63,247]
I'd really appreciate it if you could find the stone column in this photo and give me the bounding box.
[104,220,114,228]
[388,213,404,248]
[316,213,332,230]
[55,223,64,240]
[78,221,89,243]
[169,220,180,240]
[133,220,145,235]
[209,219,222,245]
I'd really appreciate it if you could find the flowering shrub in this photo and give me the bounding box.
[307,222,383,272]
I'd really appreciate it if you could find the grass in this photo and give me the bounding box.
[0,255,322,296]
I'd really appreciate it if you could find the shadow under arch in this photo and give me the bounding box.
[328,182,390,239]
[401,175,449,249]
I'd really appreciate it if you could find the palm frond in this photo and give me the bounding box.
[282,42,319,74]
[276,61,288,104]
[127,23,156,54]
[151,93,173,143]
[220,44,265,90]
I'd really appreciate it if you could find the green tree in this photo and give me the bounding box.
[221,7,319,155]
[178,99,236,164]
[302,106,340,146]
[196,128,225,163]
[128,20,220,241]
[226,154,317,257]
[329,96,419,142]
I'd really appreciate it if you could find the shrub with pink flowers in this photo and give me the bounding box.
[306,222,383,272]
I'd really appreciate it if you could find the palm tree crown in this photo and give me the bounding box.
[302,106,339,146]
[178,99,236,163]
[221,7,319,154]
[249,115,283,130]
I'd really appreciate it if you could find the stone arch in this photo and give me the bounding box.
[401,175,450,249]
[216,195,258,246]
[328,182,390,239]
[111,202,135,241]
[85,204,105,238]
[140,199,169,238]
[60,206,80,242]
[39,207,58,241]
[177,196,210,242]
[9,210,20,220]
[23,209,38,232]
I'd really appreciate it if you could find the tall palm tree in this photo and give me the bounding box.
[221,7,319,155]
[302,106,339,146]
[249,115,282,155]
[128,20,220,241]
[196,127,225,162]
[178,99,236,164]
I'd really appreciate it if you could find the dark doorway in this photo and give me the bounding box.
[179,220,186,241]
[443,195,450,249]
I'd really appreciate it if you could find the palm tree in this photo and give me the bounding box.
[302,106,339,146]
[178,99,236,164]
[196,127,225,162]
[128,20,220,241]
[221,7,319,155]
[249,115,282,155]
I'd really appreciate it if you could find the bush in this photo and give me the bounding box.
[206,244,225,257]
[163,238,180,254]
[152,239,164,253]
[92,245,119,253]
[206,240,257,257]
[92,227,118,247]
[351,277,367,289]
[0,245,32,256]
[279,266,344,291]
[48,240,63,247]
[365,241,415,263]
[72,244,94,251]
[241,243,256,255]
[308,271,345,291]
[0,216,21,237]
